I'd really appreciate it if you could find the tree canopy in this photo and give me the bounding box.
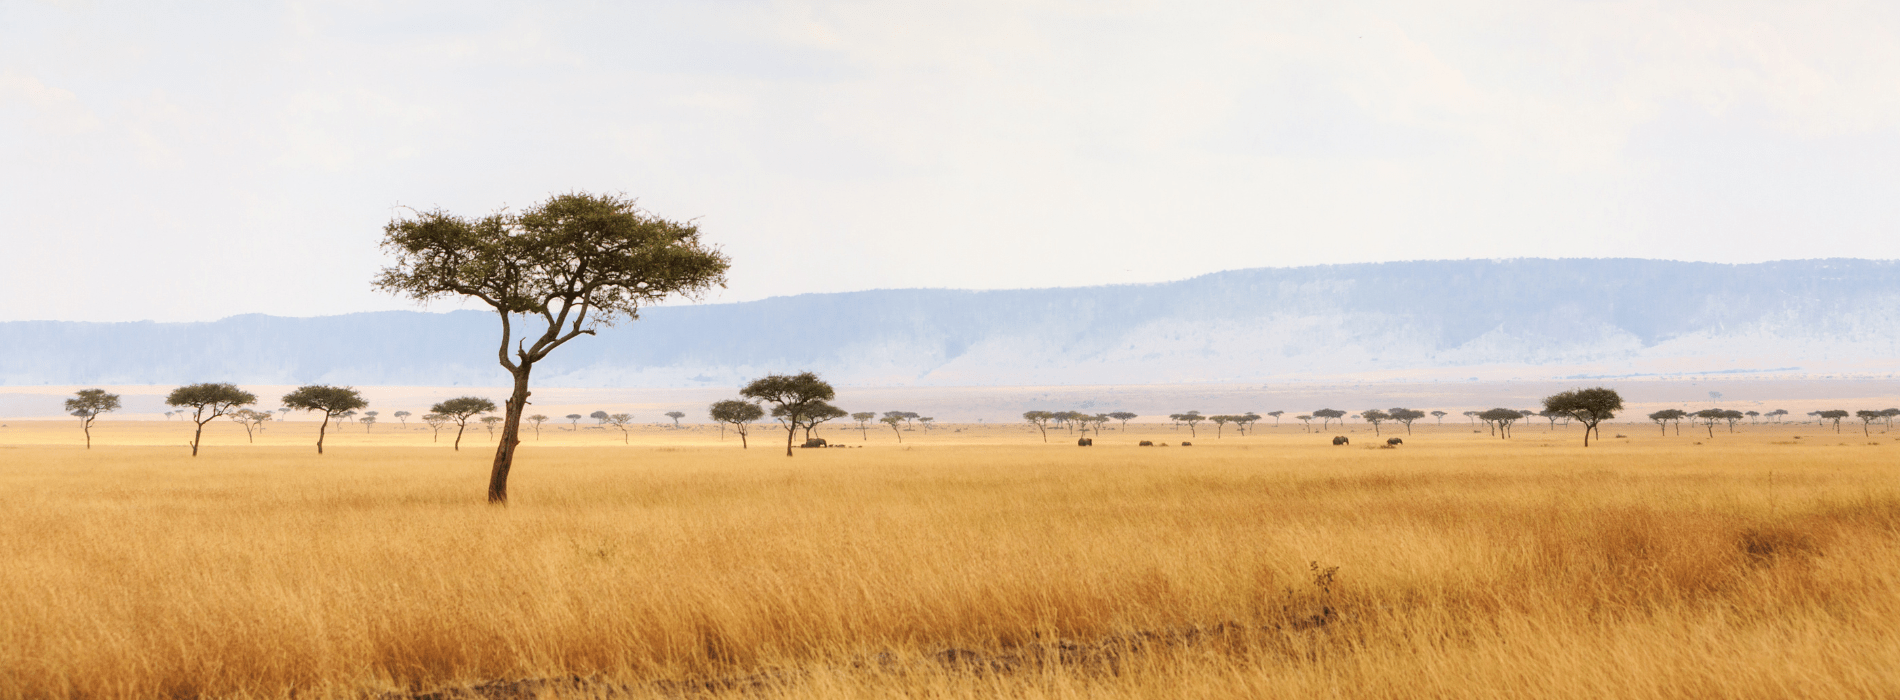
[64,388,121,449]
[739,372,836,457]
[376,191,730,504]
[431,396,497,451]
[710,399,766,448]
[1542,387,1623,446]
[281,385,368,454]
[166,383,257,456]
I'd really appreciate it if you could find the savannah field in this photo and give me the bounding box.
[2,417,1898,699]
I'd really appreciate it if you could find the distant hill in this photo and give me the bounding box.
[6,258,1900,387]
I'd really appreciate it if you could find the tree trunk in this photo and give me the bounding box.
[739,426,748,448]
[783,420,798,457]
[489,369,533,504]
[317,413,331,454]
[454,423,466,450]
[81,418,92,449]
[191,418,206,456]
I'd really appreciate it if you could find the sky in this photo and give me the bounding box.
[4,1,1899,323]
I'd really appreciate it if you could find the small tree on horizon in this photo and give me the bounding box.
[1542,387,1623,447]
[1313,408,1345,430]
[167,383,258,456]
[394,410,412,427]
[1296,414,1313,431]
[1109,411,1137,430]
[227,409,270,443]
[566,414,583,430]
[527,414,548,439]
[64,388,121,449]
[1431,410,1447,424]
[1388,408,1425,434]
[792,402,846,442]
[710,400,765,447]
[1171,411,1205,437]
[423,413,447,441]
[881,414,905,442]
[740,372,837,457]
[1649,409,1686,436]
[361,411,378,432]
[603,413,632,443]
[1478,408,1521,439]
[1359,409,1390,436]
[481,416,503,439]
[1856,410,1883,436]
[432,397,497,451]
[1268,410,1285,426]
[1023,411,1053,442]
[282,385,368,454]
[1693,408,1725,437]
[665,411,685,428]
[851,411,875,439]
[1818,409,1849,433]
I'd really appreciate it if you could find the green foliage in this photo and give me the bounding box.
[711,400,766,426]
[433,397,497,422]
[1542,387,1625,446]
[165,383,258,456]
[65,389,121,418]
[281,385,367,417]
[740,372,837,456]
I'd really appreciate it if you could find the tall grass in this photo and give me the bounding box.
[0,426,1896,698]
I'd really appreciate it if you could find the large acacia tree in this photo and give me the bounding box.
[281,385,368,454]
[740,372,836,457]
[1542,387,1623,446]
[376,192,729,503]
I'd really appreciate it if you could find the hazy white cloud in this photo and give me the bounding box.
[3,0,1899,322]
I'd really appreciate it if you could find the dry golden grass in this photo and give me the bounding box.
[1,419,1897,699]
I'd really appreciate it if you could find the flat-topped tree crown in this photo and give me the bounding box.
[281,385,367,454]
[375,191,729,504]
[740,372,836,456]
[166,383,257,456]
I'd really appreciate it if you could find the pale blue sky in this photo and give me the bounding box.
[4,1,1899,322]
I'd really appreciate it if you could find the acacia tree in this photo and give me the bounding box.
[881,414,905,442]
[1693,408,1725,438]
[740,372,836,457]
[361,412,378,432]
[394,410,412,427]
[1387,408,1425,435]
[1766,409,1789,423]
[228,409,270,443]
[1296,414,1313,431]
[1542,387,1623,446]
[1267,410,1285,426]
[376,191,729,504]
[603,413,633,443]
[851,411,875,440]
[423,413,447,441]
[1023,411,1053,442]
[1431,410,1447,425]
[793,402,846,443]
[1478,408,1521,439]
[1359,409,1390,436]
[166,383,257,456]
[1856,410,1883,436]
[481,416,503,439]
[1171,411,1206,437]
[1313,408,1345,430]
[1210,415,1234,438]
[282,385,367,454]
[565,414,583,430]
[665,411,685,428]
[1109,411,1137,430]
[710,400,764,447]
[64,388,121,449]
[432,397,497,451]
[1649,409,1685,436]
[1818,409,1849,433]
[590,410,610,425]
[527,414,548,439]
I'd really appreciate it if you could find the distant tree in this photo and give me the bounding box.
[1359,409,1390,436]
[1238,412,1260,435]
[1431,410,1447,425]
[1692,408,1725,438]
[1109,411,1138,430]
[1210,414,1234,438]
[227,409,270,443]
[665,411,685,428]
[1478,408,1521,439]
[340,410,358,424]
[740,372,837,457]
[919,417,936,432]
[431,396,497,451]
[1051,411,1074,434]
[1169,411,1206,437]
[281,385,368,454]
[565,414,582,430]
[1312,408,1345,430]
[881,414,905,442]
[64,388,121,449]
[1744,410,1759,423]
[851,411,875,440]
[527,414,548,439]
[1542,387,1623,447]
[1296,414,1313,431]
[709,400,764,448]
[1721,409,1744,432]
[1882,408,1900,431]
[361,410,379,432]
[166,383,258,456]
[164,411,175,421]
[1267,410,1284,426]
[1818,409,1849,433]
[790,402,846,442]
[1387,408,1425,435]
[603,413,633,443]
[1648,409,1686,436]
[276,407,291,422]
[1856,410,1883,436]
[1766,409,1789,423]
[480,415,503,439]
[589,410,610,424]
[1023,411,1053,442]
[423,413,447,441]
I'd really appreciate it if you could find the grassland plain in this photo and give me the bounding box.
[1,419,1897,699]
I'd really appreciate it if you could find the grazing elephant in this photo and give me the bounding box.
[1386,438,1402,446]
[1180,441,1192,446]
[1138,440,1155,446]
[1077,438,1093,446]
[1332,436,1350,446]
[800,438,828,448]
